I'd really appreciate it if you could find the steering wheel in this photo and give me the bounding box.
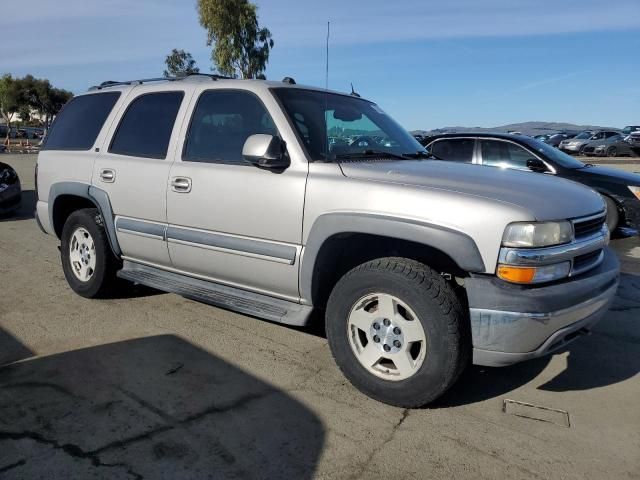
[350,136,377,148]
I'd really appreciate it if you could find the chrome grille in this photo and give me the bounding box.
[573,213,606,240]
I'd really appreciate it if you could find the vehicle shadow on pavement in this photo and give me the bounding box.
[0,190,35,222]
[0,334,325,479]
[538,272,640,392]
[0,327,33,366]
[435,272,640,406]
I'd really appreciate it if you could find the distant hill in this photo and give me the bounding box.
[412,121,616,137]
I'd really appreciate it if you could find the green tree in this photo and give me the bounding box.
[0,74,21,144]
[20,75,72,128]
[197,0,274,79]
[163,49,200,78]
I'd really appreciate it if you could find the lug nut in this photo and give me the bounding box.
[373,335,380,343]
[393,340,402,348]
[373,322,380,330]
[383,344,391,352]
[393,327,401,335]
[383,318,391,327]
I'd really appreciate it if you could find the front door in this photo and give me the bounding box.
[166,88,307,301]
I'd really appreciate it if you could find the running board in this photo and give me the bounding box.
[117,261,312,326]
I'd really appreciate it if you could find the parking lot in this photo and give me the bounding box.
[1,154,639,479]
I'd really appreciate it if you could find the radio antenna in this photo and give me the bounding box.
[324,21,330,161]
[325,21,330,91]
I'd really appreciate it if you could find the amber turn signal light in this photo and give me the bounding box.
[497,265,537,284]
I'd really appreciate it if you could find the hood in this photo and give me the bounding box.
[338,160,605,220]
[576,165,640,185]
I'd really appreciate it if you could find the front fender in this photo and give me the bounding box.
[299,212,485,304]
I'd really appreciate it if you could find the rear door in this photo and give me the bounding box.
[92,86,191,267]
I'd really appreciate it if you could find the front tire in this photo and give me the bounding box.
[60,208,120,298]
[606,146,617,157]
[325,258,468,408]
[603,195,619,233]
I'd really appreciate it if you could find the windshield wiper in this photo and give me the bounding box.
[402,151,439,160]
[334,149,409,160]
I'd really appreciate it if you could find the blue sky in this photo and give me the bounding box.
[2,0,639,130]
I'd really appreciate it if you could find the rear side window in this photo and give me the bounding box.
[109,91,184,159]
[429,138,474,163]
[42,92,120,150]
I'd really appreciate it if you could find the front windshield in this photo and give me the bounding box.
[272,88,425,161]
[523,137,586,169]
[574,131,593,139]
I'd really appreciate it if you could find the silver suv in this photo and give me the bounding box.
[35,75,619,407]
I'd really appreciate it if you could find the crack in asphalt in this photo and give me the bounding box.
[0,387,275,478]
[346,408,410,480]
[0,459,26,473]
[0,431,143,479]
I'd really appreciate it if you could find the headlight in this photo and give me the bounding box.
[629,186,640,200]
[502,221,573,248]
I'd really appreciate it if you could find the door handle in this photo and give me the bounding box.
[171,177,192,193]
[99,168,115,183]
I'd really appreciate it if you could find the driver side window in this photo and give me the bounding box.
[480,140,534,170]
[183,90,278,165]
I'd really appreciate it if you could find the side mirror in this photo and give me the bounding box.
[527,158,547,173]
[242,134,289,169]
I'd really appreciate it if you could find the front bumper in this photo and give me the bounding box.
[560,144,581,153]
[467,247,619,367]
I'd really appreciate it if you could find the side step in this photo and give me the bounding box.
[117,261,313,326]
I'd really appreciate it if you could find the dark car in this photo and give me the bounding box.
[425,133,640,233]
[0,162,22,215]
[582,134,638,157]
[545,132,576,147]
[621,125,640,136]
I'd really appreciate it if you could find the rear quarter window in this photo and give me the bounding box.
[42,92,121,151]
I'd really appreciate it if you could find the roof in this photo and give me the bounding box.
[85,73,367,101]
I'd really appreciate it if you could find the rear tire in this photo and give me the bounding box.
[325,257,468,408]
[603,195,619,233]
[60,208,121,298]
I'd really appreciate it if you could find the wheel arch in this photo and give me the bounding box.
[300,213,485,308]
[48,182,121,256]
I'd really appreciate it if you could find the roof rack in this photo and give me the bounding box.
[88,73,234,91]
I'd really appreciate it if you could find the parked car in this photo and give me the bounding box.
[627,131,640,152]
[425,133,640,232]
[582,134,638,157]
[559,130,619,155]
[621,126,640,136]
[533,134,551,142]
[36,75,619,407]
[546,132,576,147]
[0,161,22,215]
